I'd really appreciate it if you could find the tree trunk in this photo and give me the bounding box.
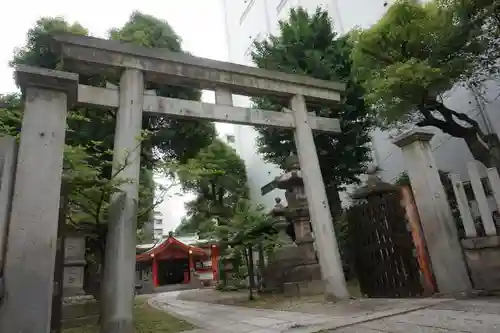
[464,134,500,170]
[257,243,265,291]
[416,100,500,170]
[325,185,351,278]
[245,246,255,301]
[464,133,500,170]
[84,241,105,303]
[83,241,105,325]
[326,185,342,221]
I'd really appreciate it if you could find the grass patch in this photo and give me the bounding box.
[215,279,362,310]
[63,298,195,333]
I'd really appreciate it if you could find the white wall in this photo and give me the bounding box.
[222,0,398,210]
[223,0,500,210]
[374,81,500,184]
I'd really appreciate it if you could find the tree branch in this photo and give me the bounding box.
[68,199,100,222]
[137,182,178,219]
[449,109,486,138]
[357,2,499,68]
[417,94,483,140]
[94,190,107,226]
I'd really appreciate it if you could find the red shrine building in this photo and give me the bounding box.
[135,234,219,292]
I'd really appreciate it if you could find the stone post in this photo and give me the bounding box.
[290,94,349,299]
[0,66,77,333]
[393,128,471,294]
[63,234,87,296]
[101,69,144,333]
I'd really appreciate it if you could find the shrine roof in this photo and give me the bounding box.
[136,235,209,262]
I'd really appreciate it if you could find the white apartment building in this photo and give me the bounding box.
[153,210,165,241]
[222,0,500,211]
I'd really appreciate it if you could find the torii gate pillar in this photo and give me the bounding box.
[291,95,349,298]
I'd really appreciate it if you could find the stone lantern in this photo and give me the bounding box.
[274,154,317,265]
[267,153,323,295]
[270,197,295,248]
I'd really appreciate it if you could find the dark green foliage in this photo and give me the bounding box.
[251,7,374,215]
[351,0,500,168]
[2,12,216,262]
[213,200,276,299]
[175,139,249,236]
[110,12,216,165]
[12,13,215,167]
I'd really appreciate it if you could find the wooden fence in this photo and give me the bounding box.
[448,161,500,238]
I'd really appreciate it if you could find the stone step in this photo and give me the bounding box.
[63,301,100,320]
[284,280,324,296]
[61,315,99,329]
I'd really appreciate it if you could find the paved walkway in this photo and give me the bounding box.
[329,299,500,332]
[150,291,334,332]
[150,291,496,333]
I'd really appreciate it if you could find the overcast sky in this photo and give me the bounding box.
[0,0,232,233]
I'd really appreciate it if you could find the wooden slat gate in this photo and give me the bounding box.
[347,191,422,298]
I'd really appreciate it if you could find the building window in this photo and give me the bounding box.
[244,32,263,58]
[240,0,256,25]
[276,0,288,14]
[226,134,235,143]
[154,229,163,240]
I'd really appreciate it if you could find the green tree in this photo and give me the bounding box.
[251,8,374,217]
[215,200,276,300]
[0,95,167,298]
[9,13,216,232]
[12,14,215,165]
[5,13,217,300]
[351,0,500,168]
[109,12,216,165]
[175,139,249,236]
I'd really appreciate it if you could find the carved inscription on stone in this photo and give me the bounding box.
[64,266,84,289]
[65,236,85,260]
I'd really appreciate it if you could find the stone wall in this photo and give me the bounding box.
[62,296,99,329]
[61,234,100,329]
[461,236,500,292]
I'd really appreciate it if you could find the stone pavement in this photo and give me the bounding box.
[150,291,490,333]
[149,291,334,333]
[325,299,500,332]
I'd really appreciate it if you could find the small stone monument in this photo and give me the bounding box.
[61,233,99,329]
[63,234,86,296]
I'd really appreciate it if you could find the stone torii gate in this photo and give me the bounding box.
[0,34,349,333]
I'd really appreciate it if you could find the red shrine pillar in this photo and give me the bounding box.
[184,250,194,283]
[211,245,219,281]
[151,254,158,287]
